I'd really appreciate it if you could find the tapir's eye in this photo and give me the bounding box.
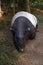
[28,28,30,31]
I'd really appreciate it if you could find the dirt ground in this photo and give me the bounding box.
[5,23,43,65]
[0,23,43,65]
[17,23,43,65]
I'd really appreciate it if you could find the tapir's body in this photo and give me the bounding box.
[10,11,38,52]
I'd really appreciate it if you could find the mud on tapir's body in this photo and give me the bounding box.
[10,11,38,52]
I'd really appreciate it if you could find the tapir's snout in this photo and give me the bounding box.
[15,32,25,52]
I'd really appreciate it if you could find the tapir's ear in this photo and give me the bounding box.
[28,28,30,31]
[10,28,12,31]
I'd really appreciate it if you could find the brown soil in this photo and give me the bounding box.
[0,23,43,65]
[17,23,43,65]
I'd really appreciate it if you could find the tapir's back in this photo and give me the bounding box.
[11,11,37,28]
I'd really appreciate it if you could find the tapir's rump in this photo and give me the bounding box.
[10,11,38,52]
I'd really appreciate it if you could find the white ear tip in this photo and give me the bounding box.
[10,28,12,30]
[20,49,24,52]
[28,28,30,31]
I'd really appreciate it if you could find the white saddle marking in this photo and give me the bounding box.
[11,11,37,28]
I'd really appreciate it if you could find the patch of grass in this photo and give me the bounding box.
[0,20,5,30]
[36,15,43,23]
[0,35,21,65]
[0,53,14,65]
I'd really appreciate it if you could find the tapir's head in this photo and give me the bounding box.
[12,19,30,52]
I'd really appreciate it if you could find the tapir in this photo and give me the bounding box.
[10,11,38,52]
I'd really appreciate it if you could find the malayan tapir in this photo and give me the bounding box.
[10,11,38,52]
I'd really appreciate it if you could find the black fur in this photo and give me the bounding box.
[11,16,36,51]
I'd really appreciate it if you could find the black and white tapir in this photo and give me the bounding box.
[10,11,38,52]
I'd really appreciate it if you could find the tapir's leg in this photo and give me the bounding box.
[11,30,19,50]
[36,24,39,32]
[11,30,16,43]
[29,28,36,40]
[27,20,36,39]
